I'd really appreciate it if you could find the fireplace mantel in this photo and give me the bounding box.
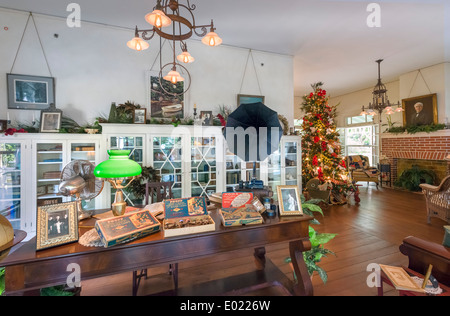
[380,129,450,139]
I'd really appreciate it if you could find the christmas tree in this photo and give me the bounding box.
[300,82,357,202]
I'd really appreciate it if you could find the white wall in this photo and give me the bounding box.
[0,9,294,127]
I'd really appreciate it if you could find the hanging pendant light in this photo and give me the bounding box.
[127,36,150,51]
[202,23,223,47]
[145,0,172,28]
[163,66,184,84]
[177,43,195,63]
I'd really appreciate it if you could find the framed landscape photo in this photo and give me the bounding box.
[133,108,147,124]
[40,111,62,133]
[402,93,437,127]
[36,201,79,251]
[7,74,55,110]
[277,185,303,216]
[237,94,265,107]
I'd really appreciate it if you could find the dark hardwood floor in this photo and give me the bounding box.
[81,184,447,296]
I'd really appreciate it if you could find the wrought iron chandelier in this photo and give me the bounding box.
[360,59,403,121]
[127,0,222,95]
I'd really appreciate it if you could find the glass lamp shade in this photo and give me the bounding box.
[201,31,222,47]
[145,9,172,28]
[94,150,142,179]
[177,51,195,63]
[395,107,404,112]
[127,37,150,51]
[163,69,184,84]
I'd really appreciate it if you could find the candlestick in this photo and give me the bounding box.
[7,112,10,124]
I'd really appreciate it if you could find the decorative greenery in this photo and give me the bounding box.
[278,114,290,135]
[107,100,142,124]
[385,123,445,134]
[286,195,337,284]
[40,285,77,296]
[128,166,161,200]
[0,267,4,296]
[394,165,436,192]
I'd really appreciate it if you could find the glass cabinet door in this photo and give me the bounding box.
[191,137,216,197]
[225,150,242,191]
[0,142,23,230]
[284,140,299,186]
[109,136,144,205]
[267,147,281,196]
[36,142,64,208]
[152,136,182,198]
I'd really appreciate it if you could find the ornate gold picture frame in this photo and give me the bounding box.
[402,93,438,127]
[277,185,303,216]
[36,201,79,251]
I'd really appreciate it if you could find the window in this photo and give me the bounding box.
[346,115,373,125]
[338,125,379,166]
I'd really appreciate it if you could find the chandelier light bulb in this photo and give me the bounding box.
[127,37,149,51]
[202,31,222,47]
[145,9,172,28]
[177,51,195,63]
[163,69,184,84]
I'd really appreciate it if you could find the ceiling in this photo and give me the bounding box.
[1,0,449,98]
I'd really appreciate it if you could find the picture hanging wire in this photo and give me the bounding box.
[407,69,432,98]
[10,12,53,77]
[239,49,263,97]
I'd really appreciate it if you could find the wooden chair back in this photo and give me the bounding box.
[144,181,173,205]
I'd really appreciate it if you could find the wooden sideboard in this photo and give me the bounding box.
[1,208,313,296]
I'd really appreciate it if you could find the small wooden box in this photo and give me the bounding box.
[163,197,215,237]
[95,209,161,248]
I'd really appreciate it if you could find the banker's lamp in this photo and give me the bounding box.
[94,150,142,216]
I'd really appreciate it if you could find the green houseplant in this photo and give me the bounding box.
[394,165,436,192]
[285,195,337,284]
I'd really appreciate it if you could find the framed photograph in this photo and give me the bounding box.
[402,93,437,127]
[237,94,265,106]
[133,108,147,124]
[277,185,303,216]
[200,111,212,126]
[0,120,7,133]
[36,201,79,251]
[146,71,185,119]
[7,74,55,110]
[40,111,62,133]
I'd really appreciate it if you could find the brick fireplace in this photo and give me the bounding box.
[380,130,450,185]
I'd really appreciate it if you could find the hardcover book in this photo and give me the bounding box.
[379,264,426,293]
[95,209,161,248]
[163,197,215,237]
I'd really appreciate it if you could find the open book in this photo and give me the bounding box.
[379,264,426,293]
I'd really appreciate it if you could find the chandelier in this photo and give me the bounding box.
[360,59,403,121]
[127,0,222,95]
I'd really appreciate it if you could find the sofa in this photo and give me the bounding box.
[345,155,380,187]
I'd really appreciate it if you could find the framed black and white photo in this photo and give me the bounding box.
[40,111,62,133]
[277,185,303,216]
[133,108,147,124]
[200,111,212,126]
[36,201,79,251]
[7,74,55,110]
[0,120,7,133]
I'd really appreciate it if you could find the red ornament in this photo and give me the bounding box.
[312,155,318,166]
[314,136,320,143]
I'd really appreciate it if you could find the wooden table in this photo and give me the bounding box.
[1,209,313,296]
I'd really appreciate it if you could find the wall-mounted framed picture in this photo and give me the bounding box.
[146,71,185,119]
[0,120,7,133]
[237,94,265,107]
[7,74,55,110]
[402,93,437,127]
[133,108,147,124]
[40,111,62,133]
[36,201,79,251]
[277,185,303,216]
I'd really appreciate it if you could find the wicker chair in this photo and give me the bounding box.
[420,175,450,224]
[345,155,380,188]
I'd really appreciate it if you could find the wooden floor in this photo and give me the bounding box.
[81,184,447,296]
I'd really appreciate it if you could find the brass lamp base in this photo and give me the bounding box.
[109,179,137,216]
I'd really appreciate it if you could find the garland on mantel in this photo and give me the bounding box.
[385,123,445,134]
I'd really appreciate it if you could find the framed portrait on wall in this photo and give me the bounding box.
[146,71,185,119]
[7,74,55,110]
[237,94,265,107]
[402,93,437,127]
[277,185,303,216]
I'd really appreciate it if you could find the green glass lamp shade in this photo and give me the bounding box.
[94,150,142,178]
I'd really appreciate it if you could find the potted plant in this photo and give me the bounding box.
[394,165,436,192]
[285,195,337,284]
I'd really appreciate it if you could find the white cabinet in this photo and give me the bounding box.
[0,134,102,236]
